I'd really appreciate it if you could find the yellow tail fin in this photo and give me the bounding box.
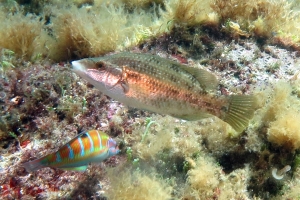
[222,95,256,133]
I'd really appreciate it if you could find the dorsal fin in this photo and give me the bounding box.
[178,64,218,91]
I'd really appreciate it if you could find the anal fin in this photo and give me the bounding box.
[171,112,212,121]
[59,165,88,171]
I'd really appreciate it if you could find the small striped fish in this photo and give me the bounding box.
[22,130,119,172]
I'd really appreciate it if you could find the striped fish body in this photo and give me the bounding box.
[23,130,119,172]
[72,52,256,133]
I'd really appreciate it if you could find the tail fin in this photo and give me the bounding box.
[222,95,256,133]
[22,158,45,172]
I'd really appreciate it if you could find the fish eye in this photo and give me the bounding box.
[95,61,106,70]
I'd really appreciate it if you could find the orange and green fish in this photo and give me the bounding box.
[72,52,256,133]
[22,130,119,172]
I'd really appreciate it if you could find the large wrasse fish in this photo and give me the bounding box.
[72,52,256,133]
[22,130,119,172]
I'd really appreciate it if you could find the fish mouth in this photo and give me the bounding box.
[72,60,93,80]
[71,59,119,90]
[71,60,87,72]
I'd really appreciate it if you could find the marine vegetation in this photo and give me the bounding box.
[0,0,300,199]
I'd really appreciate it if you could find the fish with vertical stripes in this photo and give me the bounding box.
[22,130,119,172]
[72,52,256,133]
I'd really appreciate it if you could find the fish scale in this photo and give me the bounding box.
[72,52,256,133]
[111,53,201,91]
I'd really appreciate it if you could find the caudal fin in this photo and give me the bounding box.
[222,95,256,133]
[22,158,45,172]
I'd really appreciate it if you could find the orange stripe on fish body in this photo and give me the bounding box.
[88,130,101,149]
[69,136,83,156]
[22,130,119,172]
